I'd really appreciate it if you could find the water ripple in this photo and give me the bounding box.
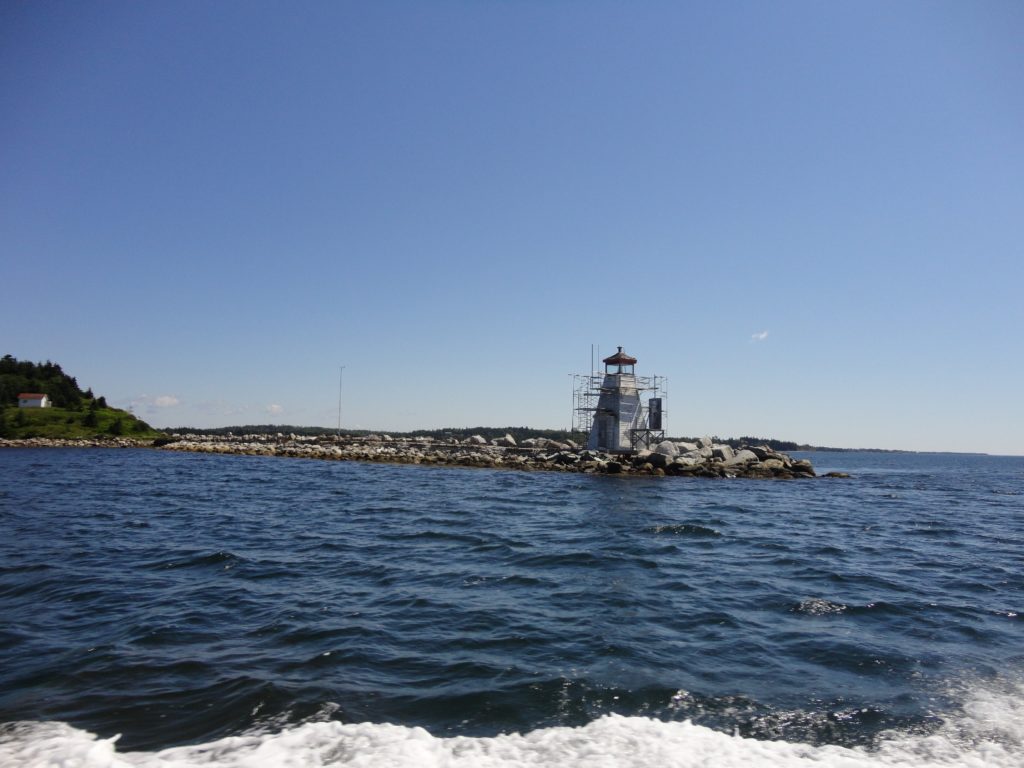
[0,448,1022,754]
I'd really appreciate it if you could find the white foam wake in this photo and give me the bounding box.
[2,681,1021,768]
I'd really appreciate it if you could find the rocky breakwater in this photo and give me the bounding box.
[157,433,816,479]
[0,437,153,449]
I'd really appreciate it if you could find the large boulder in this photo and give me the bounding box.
[712,444,735,462]
[493,434,517,447]
[653,440,679,457]
[671,456,699,468]
[723,449,759,467]
[792,459,816,477]
[676,441,698,453]
[645,451,671,468]
[697,436,713,449]
[466,434,488,445]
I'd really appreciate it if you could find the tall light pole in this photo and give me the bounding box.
[337,365,345,437]
[569,373,575,434]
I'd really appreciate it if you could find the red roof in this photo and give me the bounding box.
[602,346,637,365]
[18,393,47,399]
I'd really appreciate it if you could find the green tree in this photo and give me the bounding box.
[0,356,89,407]
[108,417,124,436]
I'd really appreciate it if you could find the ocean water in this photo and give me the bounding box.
[0,448,1021,767]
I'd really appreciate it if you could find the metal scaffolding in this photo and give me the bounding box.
[571,371,668,450]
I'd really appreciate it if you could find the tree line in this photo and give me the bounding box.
[0,355,108,409]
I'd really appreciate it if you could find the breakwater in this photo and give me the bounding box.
[1,434,819,477]
[0,437,149,449]
[156,432,818,478]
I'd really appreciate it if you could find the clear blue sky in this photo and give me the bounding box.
[2,2,1022,454]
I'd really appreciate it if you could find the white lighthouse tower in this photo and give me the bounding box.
[580,346,666,453]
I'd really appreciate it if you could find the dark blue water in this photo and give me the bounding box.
[0,449,1022,766]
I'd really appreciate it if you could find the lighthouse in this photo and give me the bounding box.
[582,347,666,453]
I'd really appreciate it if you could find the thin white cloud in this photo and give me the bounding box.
[751,330,770,342]
[130,394,182,412]
[195,400,249,418]
[266,404,284,415]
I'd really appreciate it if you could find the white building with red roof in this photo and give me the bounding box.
[17,393,50,408]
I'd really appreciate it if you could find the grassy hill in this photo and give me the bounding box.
[0,355,165,440]
[0,404,164,440]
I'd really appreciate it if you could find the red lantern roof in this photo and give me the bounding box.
[602,347,637,365]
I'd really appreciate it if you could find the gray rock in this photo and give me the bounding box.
[671,456,699,468]
[466,434,488,445]
[646,451,671,468]
[712,444,735,462]
[654,440,679,457]
[792,459,815,475]
[723,449,758,466]
[676,442,698,453]
[494,433,517,448]
[698,436,713,449]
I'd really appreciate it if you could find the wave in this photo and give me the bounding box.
[142,551,245,571]
[1,680,1020,768]
[645,523,722,537]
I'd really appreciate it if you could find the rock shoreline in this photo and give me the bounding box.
[1,433,819,478]
[0,437,151,449]
[157,433,817,479]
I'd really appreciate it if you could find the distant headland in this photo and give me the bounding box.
[0,355,160,440]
